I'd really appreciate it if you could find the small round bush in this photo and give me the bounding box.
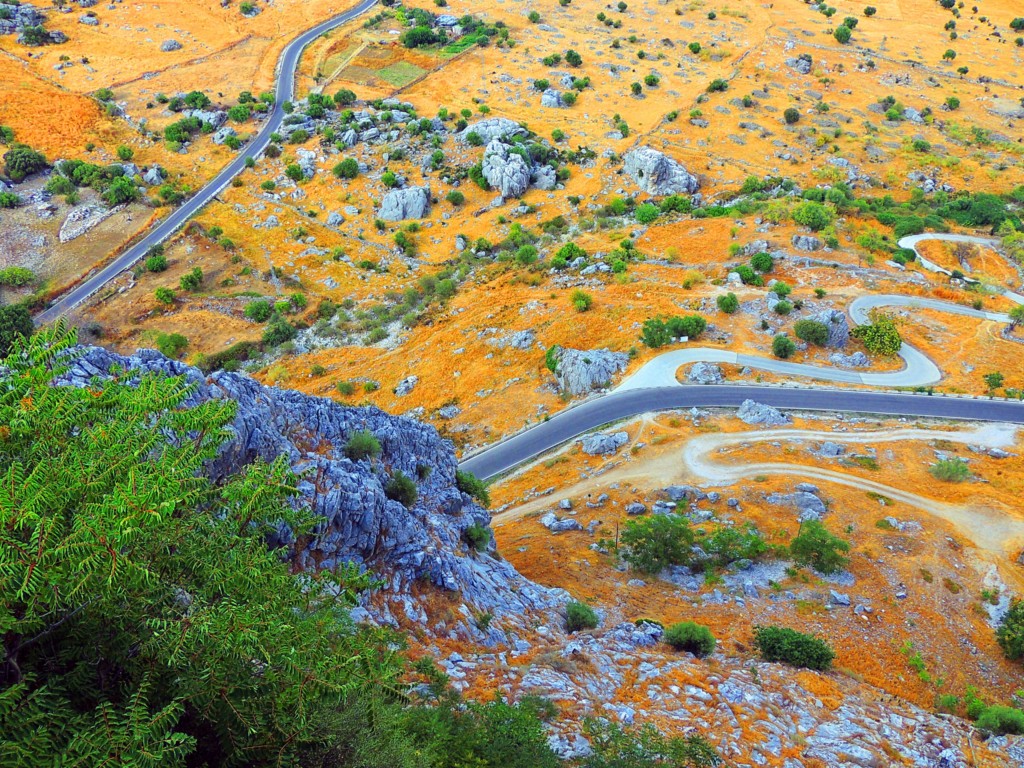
[566,600,598,632]
[772,334,796,359]
[345,430,380,461]
[664,622,716,657]
[384,470,418,508]
[783,107,800,125]
[635,203,659,224]
[750,252,773,272]
[716,292,739,314]
[834,25,852,44]
[976,706,1024,736]
[754,625,834,670]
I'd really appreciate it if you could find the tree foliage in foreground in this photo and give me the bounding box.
[852,311,902,356]
[0,325,400,766]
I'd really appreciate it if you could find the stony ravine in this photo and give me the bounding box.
[57,346,1024,766]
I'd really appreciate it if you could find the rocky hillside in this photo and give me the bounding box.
[57,346,563,638]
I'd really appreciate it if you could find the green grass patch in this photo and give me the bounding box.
[376,61,427,87]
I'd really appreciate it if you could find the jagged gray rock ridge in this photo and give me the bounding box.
[379,185,431,221]
[623,146,700,196]
[55,346,563,637]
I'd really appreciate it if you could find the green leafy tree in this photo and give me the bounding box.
[790,520,850,574]
[104,175,139,206]
[179,267,203,291]
[833,25,852,43]
[621,515,695,574]
[852,312,901,355]
[0,304,33,355]
[997,600,1024,661]
[0,326,389,766]
[154,287,176,305]
[792,201,833,231]
[4,143,48,182]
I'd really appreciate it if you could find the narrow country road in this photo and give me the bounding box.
[37,0,379,324]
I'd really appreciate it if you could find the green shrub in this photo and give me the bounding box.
[750,252,774,272]
[833,25,852,43]
[179,267,203,291]
[0,304,33,356]
[792,201,832,231]
[384,471,418,507]
[244,299,273,322]
[0,266,34,286]
[664,622,716,657]
[753,625,834,670]
[154,287,176,305]
[262,319,296,346]
[571,289,593,312]
[794,319,829,346]
[635,203,659,224]
[976,706,1024,736]
[773,300,792,315]
[772,335,796,359]
[790,520,850,575]
[716,292,739,314]
[852,312,901,355]
[997,599,1024,661]
[456,470,491,508]
[333,158,359,179]
[3,143,48,182]
[336,381,355,396]
[929,458,970,482]
[464,524,491,552]
[156,332,188,359]
[784,107,800,124]
[566,600,599,632]
[446,190,465,206]
[345,430,381,461]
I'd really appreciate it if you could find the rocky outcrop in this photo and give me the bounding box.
[791,234,822,251]
[142,166,165,186]
[59,204,124,244]
[581,431,629,456]
[541,89,566,108]
[379,185,431,221]
[737,399,792,426]
[623,146,700,196]
[160,39,182,52]
[549,347,629,395]
[482,140,531,198]
[55,347,562,633]
[814,308,850,348]
[461,117,527,144]
[212,126,237,145]
[830,351,870,368]
[295,148,317,179]
[687,362,724,385]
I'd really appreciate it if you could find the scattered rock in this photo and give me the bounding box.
[829,351,870,368]
[687,362,724,385]
[395,376,418,396]
[737,399,791,427]
[791,235,822,251]
[160,39,182,52]
[581,431,629,456]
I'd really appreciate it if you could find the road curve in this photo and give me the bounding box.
[615,294,1017,392]
[37,0,379,325]
[457,387,1024,481]
[898,233,1024,304]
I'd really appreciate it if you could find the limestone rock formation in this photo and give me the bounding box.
[379,185,431,221]
[581,431,629,455]
[687,362,725,385]
[461,117,527,144]
[623,146,700,196]
[791,234,823,251]
[550,347,629,395]
[814,308,850,348]
[482,140,531,198]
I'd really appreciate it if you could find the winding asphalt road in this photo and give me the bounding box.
[37,0,379,325]
[461,238,1024,480]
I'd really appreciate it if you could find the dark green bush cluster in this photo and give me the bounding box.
[664,622,716,657]
[566,600,599,632]
[456,470,491,507]
[753,625,834,670]
[620,514,771,574]
[385,470,418,507]
[640,314,707,347]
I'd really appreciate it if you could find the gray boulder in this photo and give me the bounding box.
[541,88,566,108]
[814,309,849,348]
[737,399,791,426]
[581,431,629,456]
[482,140,531,198]
[532,164,557,191]
[550,347,629,395]
[791,235,822,251]
[160,39,182,52]
[462,118,527,144]
[687,362,724,385]
[295,148,317,179]
[142,166,165,186]
[79,14,99,25]
[326,212,345,227]
[766,490,827,521]
[185,109,227,129]
[379,185,431,221]
[395,375,418,396]
[623,146,699,196]
[830,351,870,368]
[786,56,812,75]
[211,126,237,145]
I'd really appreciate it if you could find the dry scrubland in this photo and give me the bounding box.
[5,0,1024,762]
